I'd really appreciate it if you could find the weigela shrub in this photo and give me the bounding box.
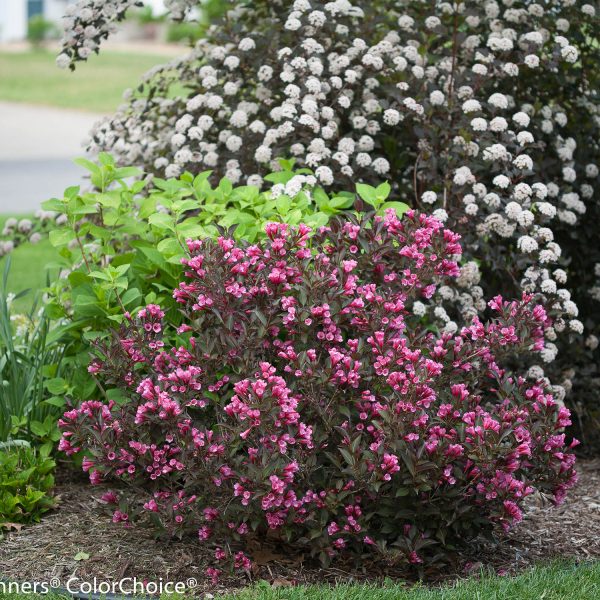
[59,211,577,574]
[57,0,600,444]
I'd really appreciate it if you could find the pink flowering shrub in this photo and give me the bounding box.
[59,211,577,574]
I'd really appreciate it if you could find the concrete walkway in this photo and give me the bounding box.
[0,101,105,213]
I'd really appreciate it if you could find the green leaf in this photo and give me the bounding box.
[44,378,68,395]
[89,270,110,281]
[328,195,355,210]
[303,212,330,228]
[356,183,378,206]
[113,166,142,179]
[29,421,50,438]
[74,552,90,562]
[74,157,101,176]
[121,287,142,307]
[148,213,176,232]
[338,447,355,467]
[357,182,392,209]
[49,229,75,247]
[157,238,183,256]
[41,198,67,212]
[72,295,106,317]
[218,178,233,196]
[97,153,115,167]
[375,181,391,200]
[68,271,93,288]
[275,196,292,215]
[381,201,410,217]
[43,397,67,408]
[177,220,205,238]
[138,196,158,219]
[96,192,122,209]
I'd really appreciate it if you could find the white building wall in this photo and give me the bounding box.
[0,0,28,43]
[146,0,167,16]
[44,0,73,23]
[0,0,166,43]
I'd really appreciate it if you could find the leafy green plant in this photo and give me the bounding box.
[0,445,56,526]
[0,259,65,451]
[36,154,364,409]
[26,15,58,48]
[166,21,205,43]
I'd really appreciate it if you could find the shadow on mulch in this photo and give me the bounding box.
[1,460,599,595]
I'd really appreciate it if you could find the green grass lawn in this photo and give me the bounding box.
[0,50,174,113]
[0,215,60,314]
[231,562,600,600]
[0,48,174,305]
[0,562,598,600]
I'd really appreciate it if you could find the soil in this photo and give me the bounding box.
[1,460,599,596]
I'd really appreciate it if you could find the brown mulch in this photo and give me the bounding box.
[1,460,599,594]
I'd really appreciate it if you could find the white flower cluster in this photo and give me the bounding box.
[56,0,199,66]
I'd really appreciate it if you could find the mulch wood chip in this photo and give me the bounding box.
[1,460,599,594]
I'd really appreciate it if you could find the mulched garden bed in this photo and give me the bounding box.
[1,460,599,595]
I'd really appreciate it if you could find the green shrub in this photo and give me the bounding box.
[166,22,205,43]
[26,16,58,48]
[0,445,56,526]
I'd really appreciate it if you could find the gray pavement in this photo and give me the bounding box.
[0,101,105,213]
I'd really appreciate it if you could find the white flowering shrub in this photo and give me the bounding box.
[57,0,600,442]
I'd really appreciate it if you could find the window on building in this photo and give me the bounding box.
[27,0,44,19]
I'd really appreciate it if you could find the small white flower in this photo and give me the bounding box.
[586,335,599,350]
[238,37,256,51]
[517,131,534,145]
[397,15,415,30]
[488,93,508,109]
[285,17,302,31]
[493,175,510,189]
[489,117,508,132]
[315,166,334,185]
[512,111,530,128]
[432,208,448,223]
[524,54,540,68]
[541,279,557,294]
[505,202,522,219]
[425,16,441,29]
[429,90,445,106]
[471,117,487,131]
[56,53,71,69]
[513,155,533,170]
[462,99,481,113]
[453,166,474,186]
[383,109,401,126]
[561,45,579,63]
[569,319,584,334]
[413,301,427,316]
[421,191,437,204]
[372,157,390,174]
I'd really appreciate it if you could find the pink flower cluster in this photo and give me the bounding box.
[59,211,577,576]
